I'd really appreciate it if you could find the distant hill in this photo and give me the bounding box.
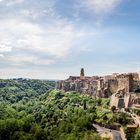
[0,78,56,103]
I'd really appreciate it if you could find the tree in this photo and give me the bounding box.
[83,100,87,110]
[111,106,116,113]
[134,128,140,140]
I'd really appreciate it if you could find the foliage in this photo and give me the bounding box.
[111,106,116,113]
[134,128,140,140]
[117,112,133,126]
[0,86,105,140]
[125,127,140,140]
[0,79,131,140]
[132,108,140,116]
[0,78,55,103]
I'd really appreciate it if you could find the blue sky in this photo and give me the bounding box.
[0,0,140,79]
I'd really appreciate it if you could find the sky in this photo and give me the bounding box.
[0,0,140,79]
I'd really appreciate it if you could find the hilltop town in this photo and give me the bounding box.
[57,68,140,109]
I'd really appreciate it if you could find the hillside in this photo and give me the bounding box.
[0,78,55,103]
[0,79,140,140]
[0,87,108,140]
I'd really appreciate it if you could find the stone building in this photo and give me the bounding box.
[110,91,140,109]
[57,69,140,108]
[110,73,140,109]
[138,71,140,80]
[116,74,134,92]
[57,68,102,98]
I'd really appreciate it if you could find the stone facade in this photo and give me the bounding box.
[110,91,140,109]
[109,73,140,109]
[138,71,140,80]
[57,69,140,108]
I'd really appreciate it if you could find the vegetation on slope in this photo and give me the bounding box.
[0,84,109,140]
[0,78,55,103]
[0,79,139,140]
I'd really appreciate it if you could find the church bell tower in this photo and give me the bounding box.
[80,68,85,80]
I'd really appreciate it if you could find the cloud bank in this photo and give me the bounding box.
[0,0,96,69]
[81,0,121,14]
[0,0,130,79]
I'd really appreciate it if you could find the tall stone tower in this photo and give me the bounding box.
[80,68,85,80]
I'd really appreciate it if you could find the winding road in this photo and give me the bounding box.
[93,124,123,140]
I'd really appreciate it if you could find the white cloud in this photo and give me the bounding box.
[0,54,4,58]
[1,54,54,66]
[0,42,12,52]
[0,19,42,53]
[0,0,98,78]
[0,68,48,79]
[0,18,96,65]
[81,0,121,14]
[3,0,24,5]
[0,19,64,57]
[0,0,97,65]
[20,2,55,20]
[0,66,72,79]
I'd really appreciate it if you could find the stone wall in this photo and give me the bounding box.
[117,75,130,92]
[57,70,140,101]
[108,79,118,93]
[138,71,140,80]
